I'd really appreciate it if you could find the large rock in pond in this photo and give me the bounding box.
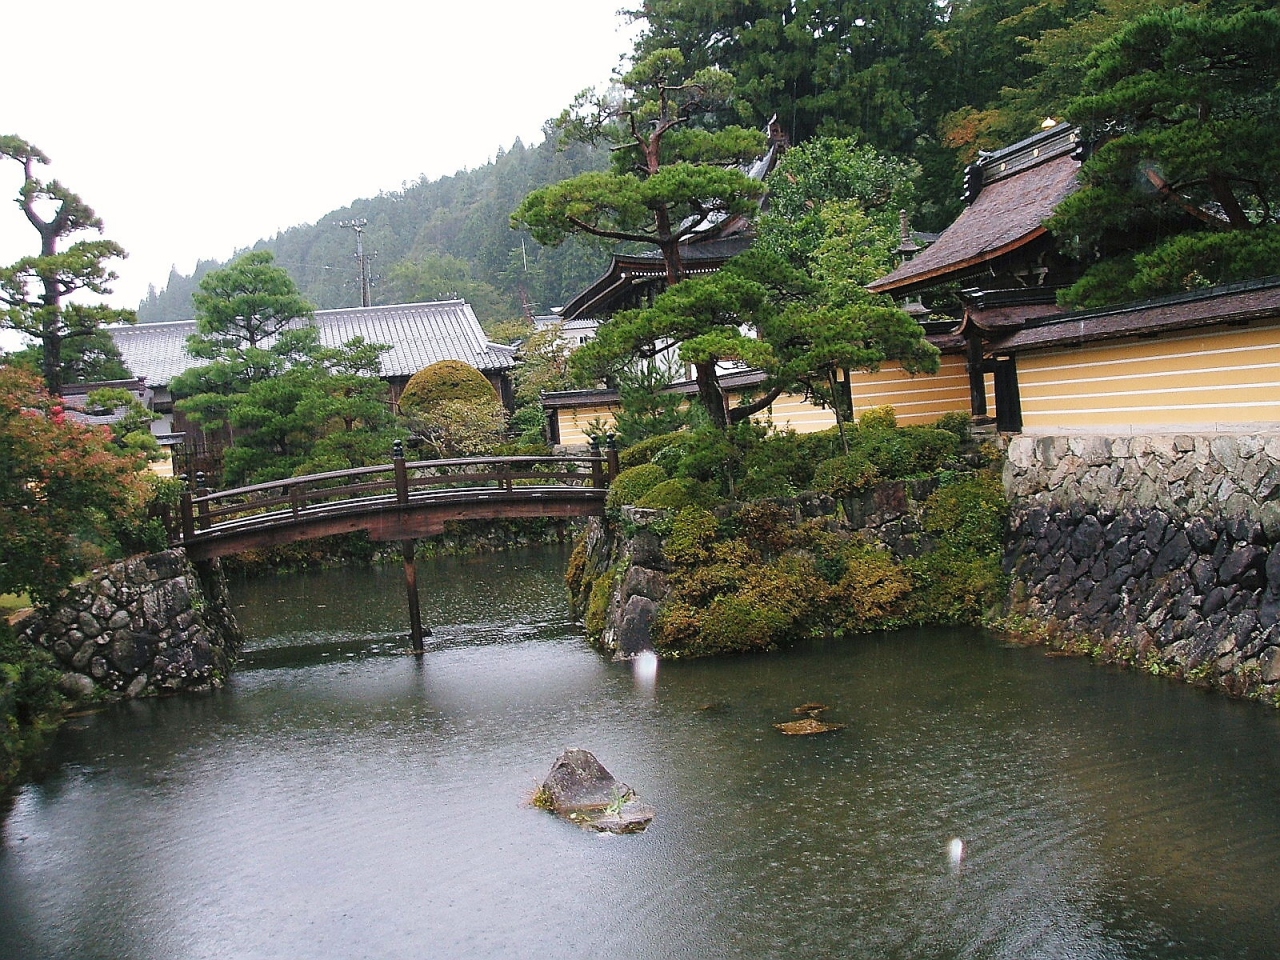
[537,748,655,834]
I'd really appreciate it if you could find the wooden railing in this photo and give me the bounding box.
[177,441,619,547]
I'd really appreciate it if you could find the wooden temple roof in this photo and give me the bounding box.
[870,124,1083,296]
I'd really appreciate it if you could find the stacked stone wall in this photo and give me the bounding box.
[17,549,243,699]
[1003,434,1280,702]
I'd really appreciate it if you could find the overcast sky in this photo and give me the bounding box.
[0,1,638,316]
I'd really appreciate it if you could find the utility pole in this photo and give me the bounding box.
[337,218,375,307]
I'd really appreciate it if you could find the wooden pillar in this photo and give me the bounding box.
[590,437,604,488]
[966,331,988,418]
[401,538,426,655]
[605,433,620,482]
[393,441,428,655]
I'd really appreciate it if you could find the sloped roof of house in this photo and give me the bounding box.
[870,124,1083,295]
[108,300,516,387]
[59,378,152,428]
[559,236,756,322]
[989,275,1280,354]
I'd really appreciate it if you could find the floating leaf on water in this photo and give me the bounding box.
[792,702,828,715]
[774,718,845,735]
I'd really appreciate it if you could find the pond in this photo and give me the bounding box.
[3,545,1279,960]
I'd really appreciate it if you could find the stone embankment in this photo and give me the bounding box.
[574,482,952,660]
[1003,434,1280,702]
[17,549,243,699]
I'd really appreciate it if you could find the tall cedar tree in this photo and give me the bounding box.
[0,137,134,394]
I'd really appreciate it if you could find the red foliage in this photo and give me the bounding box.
[0,364,151,603]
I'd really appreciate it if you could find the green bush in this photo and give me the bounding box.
[635,477,715,511]
[399,360,497,415]
[618,431,684,470]
[0,622,66,794]
[856,426,959,478]
[932,410,972,441]
[857,405,897,430]
[813,453,881,497]
[923,473,1009,556]
[902,552,1007,625]
[663,507,721,565]
[605,463,668,513]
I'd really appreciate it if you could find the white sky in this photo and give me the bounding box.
[0,1,638,317]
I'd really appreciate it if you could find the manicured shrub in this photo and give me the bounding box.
[634,477,715,511]
[399,360,497,415]
[663,507,721,565]
[932,410,972,441]
[605,463,668,512]
[618,431,684,470]
[813,453,880,497]
[856,426,959,478]
[857,405,897,430]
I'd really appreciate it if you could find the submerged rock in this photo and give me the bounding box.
[536,748,655,834]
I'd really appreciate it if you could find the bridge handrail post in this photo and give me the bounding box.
[589,437,604,489]
[605,432,620,484]
[499,459,512,492]
[179,474,194,542]
[288,484,302,517]
[393,440,409,504]
[194,472,212,531]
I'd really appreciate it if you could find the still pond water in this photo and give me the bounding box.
[3,545,1280,960]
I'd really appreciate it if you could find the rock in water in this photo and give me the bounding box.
[538,748,655,834]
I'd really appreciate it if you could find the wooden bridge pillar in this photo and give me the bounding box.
[393,441,429,655]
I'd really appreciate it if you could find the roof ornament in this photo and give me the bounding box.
[895,209,921,261]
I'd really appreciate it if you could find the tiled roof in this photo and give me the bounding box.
[108,300,516,386]
[870,126,1082,295]
[59,379,152,427]
[990,276,1280,353]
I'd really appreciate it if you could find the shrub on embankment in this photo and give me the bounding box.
[0,619,66,796]
[576,417,1008,658]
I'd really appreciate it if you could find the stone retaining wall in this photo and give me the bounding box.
[1003,434,1280,703]
[17,549,243,699]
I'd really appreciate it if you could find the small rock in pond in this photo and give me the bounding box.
[536,748,655,834]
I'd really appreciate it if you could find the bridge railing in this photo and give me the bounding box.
[177,445,617,544]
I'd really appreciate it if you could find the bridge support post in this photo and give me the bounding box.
[393,440,429,655]
[402,538,427,655]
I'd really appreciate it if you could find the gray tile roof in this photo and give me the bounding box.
[108,300,517,386]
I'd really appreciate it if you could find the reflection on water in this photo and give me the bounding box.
[3,546,1280,960]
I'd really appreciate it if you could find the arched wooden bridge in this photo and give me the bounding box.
[175,444,617,652]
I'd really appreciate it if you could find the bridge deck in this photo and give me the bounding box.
[176,454,613,560]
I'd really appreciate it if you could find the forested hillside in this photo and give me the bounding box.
[137,136,611,325]
[140,0,1280,324]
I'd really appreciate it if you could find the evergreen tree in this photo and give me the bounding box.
[0,136,135,394]
[1049,4,1280,305]
[512,48,767,286]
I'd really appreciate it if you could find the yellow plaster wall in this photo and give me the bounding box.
[749,390,837,433]
[1017,321,1280,431]
[554,402,618,446]
[849,353,974,425]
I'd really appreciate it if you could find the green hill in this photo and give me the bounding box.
[137,136,611,328]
